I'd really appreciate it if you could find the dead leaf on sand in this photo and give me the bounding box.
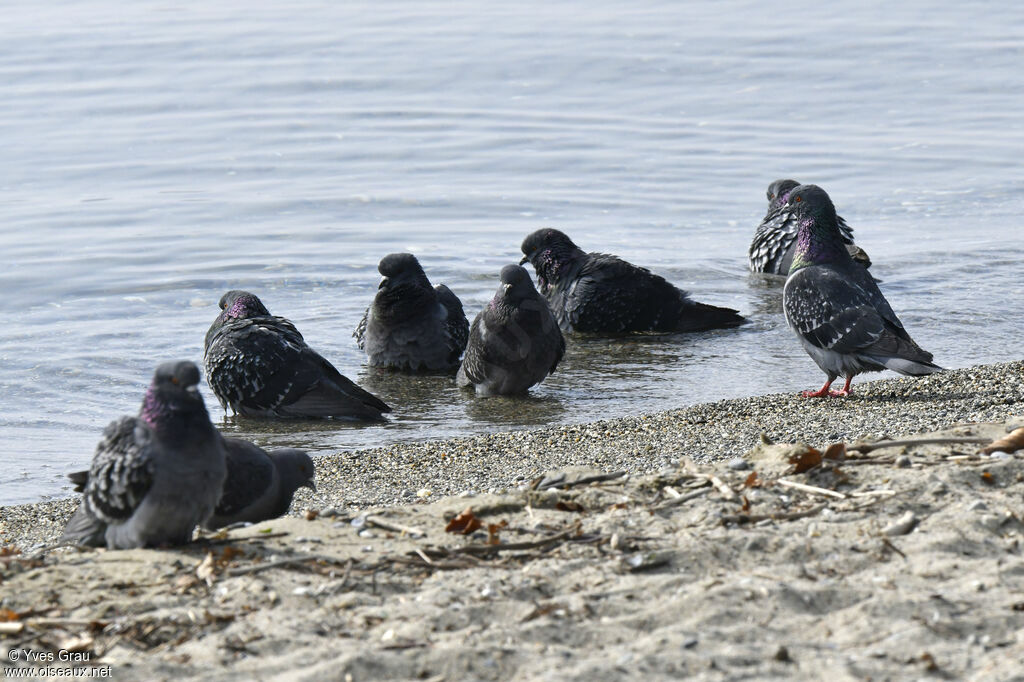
[788,446,823,474]
[445,508,483,535]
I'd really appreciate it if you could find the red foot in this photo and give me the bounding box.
[799,377,854,399]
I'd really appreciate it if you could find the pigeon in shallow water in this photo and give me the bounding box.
[60,361,227,549]
[353,253,469,372]
[204,440,315,529]
[782,184,941,397]
[520,228,745,334]
[204,291,390,420]
[749,178,871,275]
[456,264,565,396]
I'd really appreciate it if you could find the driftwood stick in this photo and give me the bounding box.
[776,478,847,499]
[721,503,829,525]
[848,437,990,454]
[537,470,627,490]
[226,554,344,577]
[653,487,711,510]
[365,515,426,538]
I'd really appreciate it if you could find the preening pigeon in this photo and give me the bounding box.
[204,440,315,529]
[60,361,227,549]
[782,184,941,397]
[354,253,469,372]
[456,264,565,396]
[749,178,871,275]
[520,228,745,334]
[205,290,390,420]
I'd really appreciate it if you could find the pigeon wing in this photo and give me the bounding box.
[83,416,157,524]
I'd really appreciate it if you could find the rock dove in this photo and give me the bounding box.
[782,184,941,397]
[204,440,316,529]
[60,361,227,549]
[456,264,565,396]
[353,253,469,372]
[520,228,745,334]
[749,178,871,275]
[204,290,391,420]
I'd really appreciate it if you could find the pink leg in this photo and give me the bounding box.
[829,375,854,397]
[801,377,836,398]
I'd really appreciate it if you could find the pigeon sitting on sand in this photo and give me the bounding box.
[520,228,745,334]
[205,291,390,420]
[456,264,565,396]
[354,253,469,372]
[782,184,941,397]
[60,361,227,549]
[204,441,316,529]
[749,178,871,275]
[70,438,316,531]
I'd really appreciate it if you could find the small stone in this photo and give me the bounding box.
[358,529,375,538]
[320,508,340,518]
[773,645,792,662]
[416,488,432,498]
[303,509,319,521]
[682,637,698,649]
[727,458,750,471]
[895,455,912,468]
[882,511,918,536]
[967,500,987,512]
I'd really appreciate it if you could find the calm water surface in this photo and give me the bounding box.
[2,1,1022,503]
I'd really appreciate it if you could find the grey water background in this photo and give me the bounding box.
[2,1,1022,505]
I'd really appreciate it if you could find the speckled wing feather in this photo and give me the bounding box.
[436,284,470,363]
[82,416,157,524]
[352,307,369,350]
[784,266,932,362]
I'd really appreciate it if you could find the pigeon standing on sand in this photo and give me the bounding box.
[456,264,565,396]
[520,228,745,334]
[204,291,391,420]
[60,361,227,549]
[782,184,941,397]
[749,178,871,275]
[204,440,316,529]
[353,253,469,372]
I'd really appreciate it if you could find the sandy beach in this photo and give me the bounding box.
[2,360,1023,680]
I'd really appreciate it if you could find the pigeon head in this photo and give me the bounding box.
[766,179,800,212]
[376,253,431,291]
[786,184,851,271]
[519,228,585,290]
[140,360,208,429]
[218,290,270,320]
[495,264,539,305]
[273,449,317,496]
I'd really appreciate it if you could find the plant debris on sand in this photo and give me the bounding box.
[3,420,1023,680]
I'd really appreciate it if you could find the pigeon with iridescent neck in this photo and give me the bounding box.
[749,179,871,275]
[60,361,227,549]
[782,184,941,397]
[457,264,565,396]
[204,290,390,420]
[520,228,745,334]
[354,253,469,372]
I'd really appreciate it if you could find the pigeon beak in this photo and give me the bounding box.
[378,277,389,290]
[519,255,529,266]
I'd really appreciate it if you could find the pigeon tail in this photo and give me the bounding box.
[679,300,746,332]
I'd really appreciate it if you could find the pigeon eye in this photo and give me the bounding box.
[170,376,180,385]
[794,196,802,203]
